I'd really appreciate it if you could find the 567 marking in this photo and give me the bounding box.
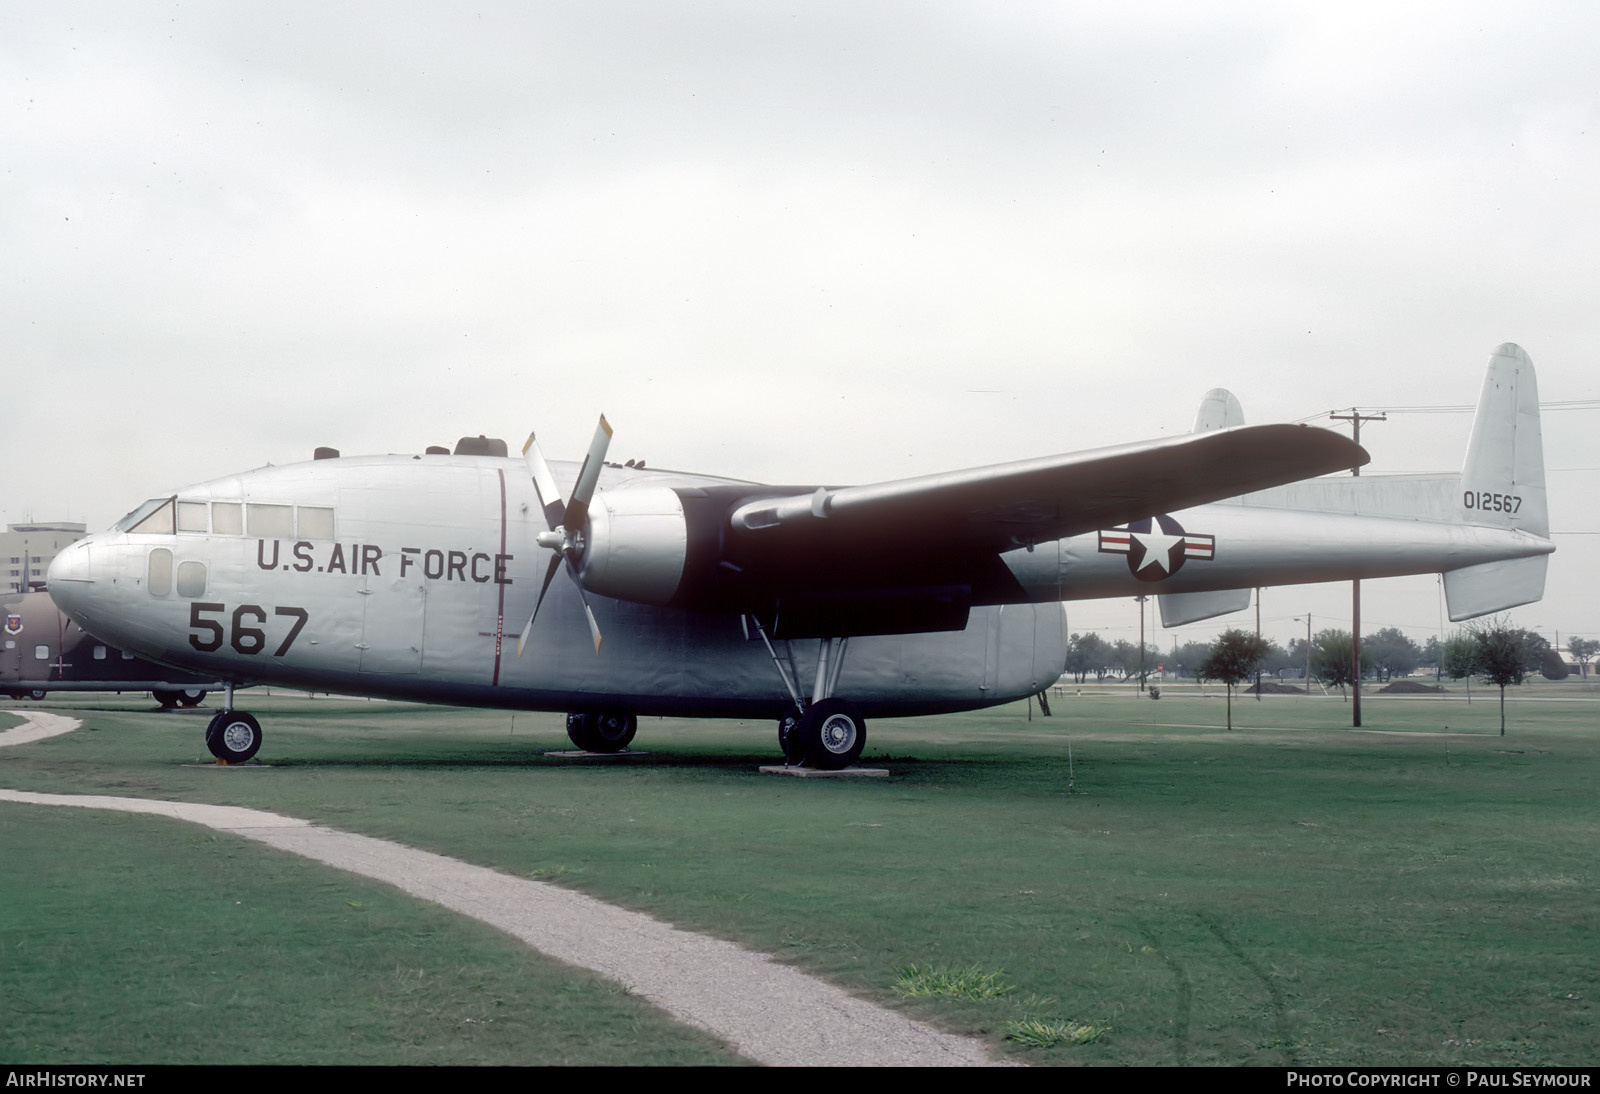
[189,603,309,656]
[1463,489,1522,513]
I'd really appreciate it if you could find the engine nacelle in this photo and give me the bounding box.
[577,486,689,605]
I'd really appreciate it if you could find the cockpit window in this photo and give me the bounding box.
[212,503,243,535]
[118,497,176,534]
[177,501,209,533]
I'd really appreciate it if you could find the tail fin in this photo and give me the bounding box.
[1444,343,1550,620]
[1458,343,1547,537]
[1192,388,1245,433]
[1160,389,1252,626]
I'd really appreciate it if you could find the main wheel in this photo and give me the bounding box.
[795,698,866,770]
[567,711,637,753]
[587,711,637,752]
[205,710,262,764]
[26,689,46,702]
[153,689,182,708]
[179,689,208,707]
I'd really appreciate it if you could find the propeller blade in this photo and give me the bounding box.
[522,432,567,529]
[518,553,564,657]
[563,415,612,534]
[563,556,604,654]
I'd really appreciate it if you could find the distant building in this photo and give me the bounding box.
[3,522,87,593]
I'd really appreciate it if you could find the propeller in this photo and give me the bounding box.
[518,415,612,656]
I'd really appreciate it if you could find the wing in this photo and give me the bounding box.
[727,423,1365,553]
[569,422,1365,640]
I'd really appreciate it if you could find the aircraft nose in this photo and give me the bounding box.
[46,538,94,615]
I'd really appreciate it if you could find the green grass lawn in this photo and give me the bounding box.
[3,681,1596,1065]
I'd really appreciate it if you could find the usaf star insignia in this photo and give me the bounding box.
[1098,515,1215,581]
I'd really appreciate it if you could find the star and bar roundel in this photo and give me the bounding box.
[1098,515,1215,582]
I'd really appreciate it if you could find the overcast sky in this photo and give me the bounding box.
[4,1,1596,652]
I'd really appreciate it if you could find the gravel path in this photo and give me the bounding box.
[1,709,1007,1067]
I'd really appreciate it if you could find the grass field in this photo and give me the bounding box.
[2,679,1596,1065]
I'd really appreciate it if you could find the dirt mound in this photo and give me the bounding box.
[1379,679,1445,694]
[1248,681,1307,695]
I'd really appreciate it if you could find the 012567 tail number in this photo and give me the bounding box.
[1463,490,1521,513]
[188,603,309,656]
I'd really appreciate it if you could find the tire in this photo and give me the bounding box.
[205,710,262,763]
[566,712,598,751]
[795,698,866,770]
[153,690,182,708]
[179,689,207,707]
[567,711,636,753]
[777,709,801,761]
[26,689,46,702]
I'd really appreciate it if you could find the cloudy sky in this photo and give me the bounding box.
[4,1,1597,652]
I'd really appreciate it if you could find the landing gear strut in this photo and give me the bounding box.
[750,619,868,770]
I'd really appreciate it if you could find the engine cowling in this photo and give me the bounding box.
[576,486,689,605]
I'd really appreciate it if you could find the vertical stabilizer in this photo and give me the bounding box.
[1458,343,1547,537]
[1444,343,1550,620]
[1192,389,1245,433]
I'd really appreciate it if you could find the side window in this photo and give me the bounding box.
[93,646,107,660]
[248,504,294,537]
[149,548,173,596]
[176,561,207,598]
[34,645,49,660]
[297,506,335,539]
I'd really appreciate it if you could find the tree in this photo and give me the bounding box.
[1568,636,1598,679]
[1364,627,1421,682]
[1540,648,1569,680]
[1065,633,1112,684]
[1172,640,1216,680]
[1309,629,1374,700]
[1198,629,1270,729]
[1422,635,1444,680]
[1439,632,1479,702]
[1467,618,1549,735]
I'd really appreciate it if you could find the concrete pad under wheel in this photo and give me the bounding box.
[757,765,889,778]
[544,750,647,759]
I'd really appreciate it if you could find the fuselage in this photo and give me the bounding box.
[45,456,1069,718]
[46,449,1553,719]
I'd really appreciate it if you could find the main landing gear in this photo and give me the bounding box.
[203,684,261,764]
[566,711,638,753]
[752,621,868,770]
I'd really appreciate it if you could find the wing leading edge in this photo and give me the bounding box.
[727,423,1367,553]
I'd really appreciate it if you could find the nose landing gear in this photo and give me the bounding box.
[203,684,261,764]
[204,709,262,764]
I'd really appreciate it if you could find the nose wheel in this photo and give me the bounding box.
[205,710,262,764]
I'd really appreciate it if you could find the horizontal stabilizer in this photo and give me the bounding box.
[1159,588,1252,627]
[1444,556,1549,621]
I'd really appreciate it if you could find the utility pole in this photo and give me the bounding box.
[1330,409,1385,727]
[1136,595,1147,693]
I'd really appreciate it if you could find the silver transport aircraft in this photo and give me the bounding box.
[48,344,1552,769]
